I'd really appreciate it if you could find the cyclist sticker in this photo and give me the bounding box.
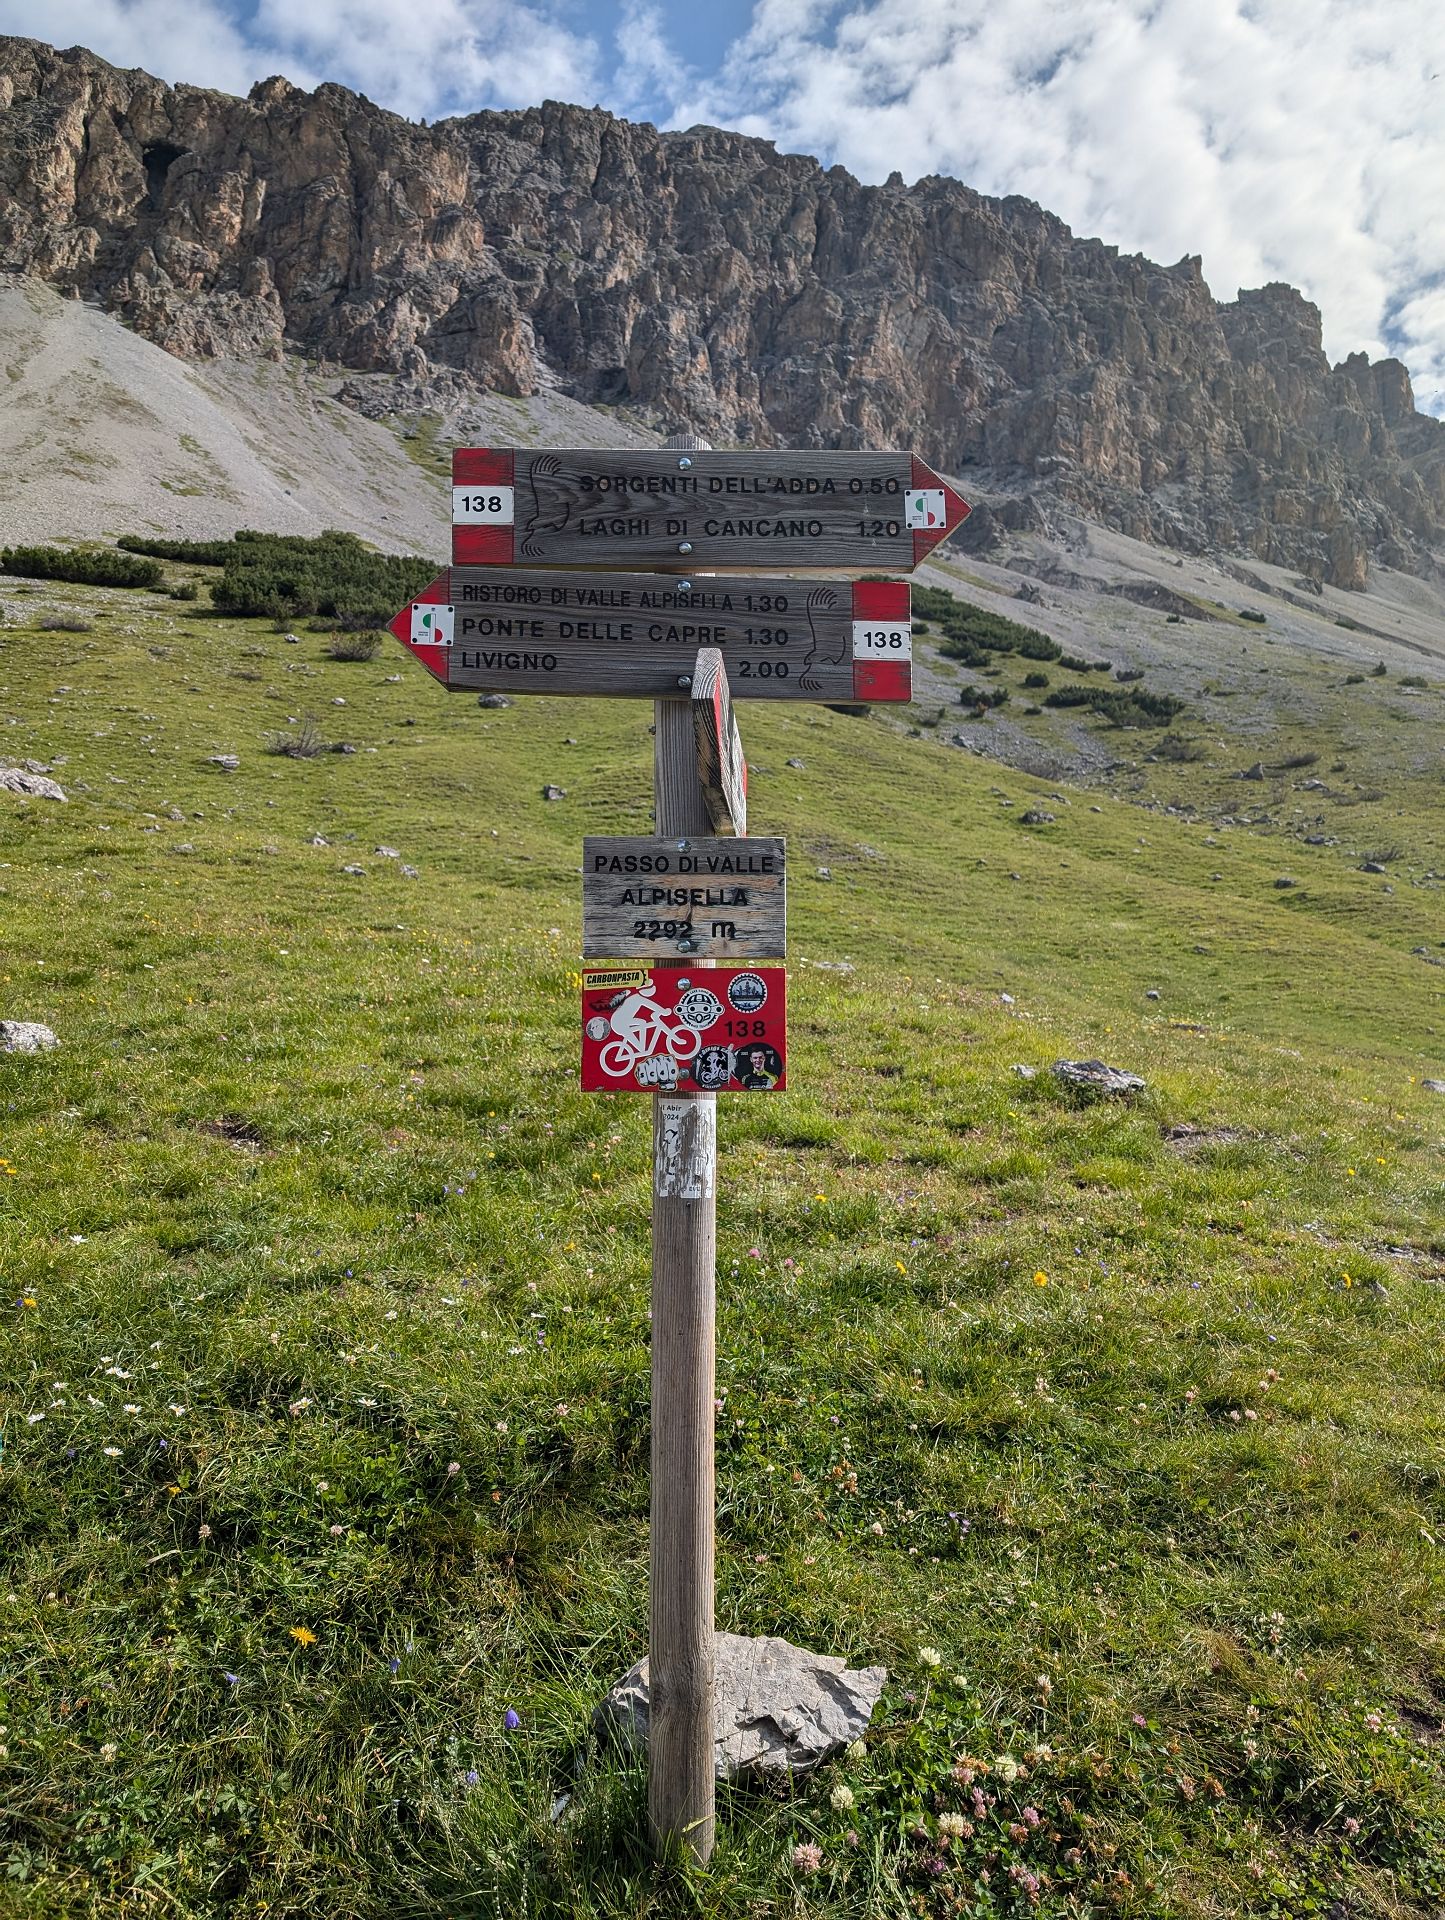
[581,966,787,1093]
[692,1045,733,1090]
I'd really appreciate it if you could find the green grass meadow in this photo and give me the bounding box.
[2,579,1445,1917]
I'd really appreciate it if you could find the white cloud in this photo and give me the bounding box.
[0,0,599,119]
[609,0,691,119]
[665,0,1445,414]
[249,0,599,118]
[1,0,305,97]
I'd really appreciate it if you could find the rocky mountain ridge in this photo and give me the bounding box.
[2,34,1443,589]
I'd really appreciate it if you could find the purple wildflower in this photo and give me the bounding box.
[504,1708,521,1731]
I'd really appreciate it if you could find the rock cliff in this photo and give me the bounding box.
[3,35,1442,587]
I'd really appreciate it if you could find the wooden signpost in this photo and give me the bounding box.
[388,570,914,702]
[690,649,748,836]
[390,435,969,1868]
[452,447,969,572]
[582,835,785,960]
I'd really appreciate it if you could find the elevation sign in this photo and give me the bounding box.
[389,571,913,702]
[583,836,785,961]
[453,448,970,573]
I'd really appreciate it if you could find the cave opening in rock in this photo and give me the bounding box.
[142,143,185,210]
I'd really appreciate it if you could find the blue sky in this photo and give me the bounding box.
[5,0,1443,413]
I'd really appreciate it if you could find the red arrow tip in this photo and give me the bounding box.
[910,457,972,564]
[388,575,453,684]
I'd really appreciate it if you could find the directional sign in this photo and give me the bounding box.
[691,649,747,836]
[583,836,785,960]
[388,571,911,702]
[453,448,969,573]
[581,965,787,1093]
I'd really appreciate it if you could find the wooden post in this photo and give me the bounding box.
[648,436,717,1864]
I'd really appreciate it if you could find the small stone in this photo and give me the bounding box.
[1146,989,1161,1000]
[284,633,300,645]
[1361,860,1387,874]
[206,754,239,771]
[815,866,831,880]
[341,864,365,876]
[786,757,805,769]
[383,674,401,683]
[597,1632,886,1780]
[1240,762,1265,781]
[172,843,194,854]
[401,864,420,878]
[331,743,356,755]
[1000,992,1015,1005]
[1274,875,1298,889]
[1020,809,1055,825]
[0,1020,59,1054]
[1012,1063,1037,1079]
[166,806,185,822]
[1422,1079,1445,1094]
[542,784,566,801]
[332,697,347,707]
[478,694,511,709]
[375,846,400,858]
[309,834,330,847]
[1052,1059,1147,1097]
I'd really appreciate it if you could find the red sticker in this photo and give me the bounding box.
[580,966,787,1092]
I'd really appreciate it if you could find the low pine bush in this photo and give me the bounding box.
[2,545,162,589]
[212,531,437,625]
[118,535,232,566]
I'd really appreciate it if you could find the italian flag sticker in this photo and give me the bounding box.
[904,489,946,529]
[410,604,454,647]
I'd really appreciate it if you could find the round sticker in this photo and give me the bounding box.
[676,987,724,1030]
[728,972,768,1014]
[733,1041,783,1089]
[691,1045,733,1090]
[585,1015,609,1041]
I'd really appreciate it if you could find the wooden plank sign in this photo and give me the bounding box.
[691,649,746,836]
[581,965,786,1092]
[453,448,969,573]
[583,836,785,960]
[388,571,912,702]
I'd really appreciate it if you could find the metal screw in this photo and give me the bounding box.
[676,939,697,953]
[676,839,690,852]
[677,579,693,592]
[677,675,692,687]
[677,541,693,553]
[678,457,692,469]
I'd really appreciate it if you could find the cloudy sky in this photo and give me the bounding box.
[6,0,1444,412]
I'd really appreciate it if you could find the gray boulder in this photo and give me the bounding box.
[206,754,240,772]
[0,764,66,801]
[1424,1079,1445,1094]
[598,1632,886,1780]
[1052,1058,1147,1097]
[0,1021,59,1053]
